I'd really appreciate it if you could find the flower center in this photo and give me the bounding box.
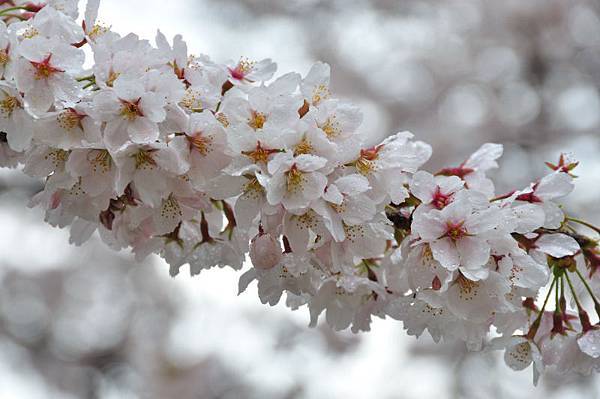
[0,48,9,67]
[120,98,143,121]
[88,23,110,40]
[87,149,112,174]
[508,342,531,364]
[215,112,229,127]
[31,54,63,80]
[355,158,376,176]
[445,221,467,240]
[57,108,84,131]
[181,88,202,111]
[23,27,39,39]
[0,95,19,117]
[106,71,120,87]
[161,194,183,221]
[188,133,212,155]
[248,110,267,130]
[331,202,346,214]
[242,142,278,164]
[312,84,330,106]
[354,146,383,175]
[243,177,264,199]
[229,58,255,81]
[421,245,434,264]
[294,137,313,156]
[133,149,157,170]
[286,165,305,193]
[319,116,340,138]
[431,187,451,209]
[44,149,69,168]
[457,274,480,301]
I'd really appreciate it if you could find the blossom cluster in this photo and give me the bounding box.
[0,0,599,385]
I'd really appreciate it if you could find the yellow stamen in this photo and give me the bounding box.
[286,166,305,193]
[188,134,213,155]
[0,49,9,67]
[57,109,83,131]
[312,84,330,106]
[319,116,341,139]
[87,149,112,174]
[106,71,120,87]
[248,110,267,130]
[294,137,313,156]
[133,150,157,170]
[0,95,18,117]
[23,27,39,39]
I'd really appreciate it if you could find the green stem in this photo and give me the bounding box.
[566,217,600,234]
[0,6,28,17]
[573,268,600,316]
[555,276,560,313]
[82,81,96,90]
[76,75,95,82]
[527,277,556,339]
[564,272,583,310]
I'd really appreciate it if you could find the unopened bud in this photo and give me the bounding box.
[250,232,282,270]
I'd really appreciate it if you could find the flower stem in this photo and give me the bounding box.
[555,277,560,312]
[564,272,583,310]
[76,75,95,82]
[566,217,600,234]
[527,277,556,339]
[573,267,600,317]
[0,6,27,16]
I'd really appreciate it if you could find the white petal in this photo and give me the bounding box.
[409,170,436,203]
[504,340,533,371]
[430,238,460,270]
[412,210,446,240]
[536,172,574,200]
[335,174,370,195]
[464,143,503,171]
[535,233,580,258]
[457,236,490,269]
[577,330,600,358]
[512,204,545,234]
[465,208,499,234]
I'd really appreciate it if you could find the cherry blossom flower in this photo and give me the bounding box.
[301,62,331,107]
[263,152,328,211]
[490,335,545,385]
[170,111,231,189]
[15,36,84,115]
[312,173,376,242]
[0,82,34,151]
[0,0,597,383]
[227,57,276,84]
[438,143,503,198]
[514,171,574,229]
[412,193,500,277]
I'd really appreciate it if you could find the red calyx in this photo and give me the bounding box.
[31,54,64,78]
[23,2,45,12]
[437,164,474,179]
[360,145,384,161]
[228,66,245,81]
[431,187,451,209]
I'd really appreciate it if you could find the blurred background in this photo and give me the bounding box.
[1,0,600,397]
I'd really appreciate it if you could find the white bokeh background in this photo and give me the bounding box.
[0,0,599,398]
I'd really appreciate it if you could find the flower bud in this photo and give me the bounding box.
[250,232,282,270]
